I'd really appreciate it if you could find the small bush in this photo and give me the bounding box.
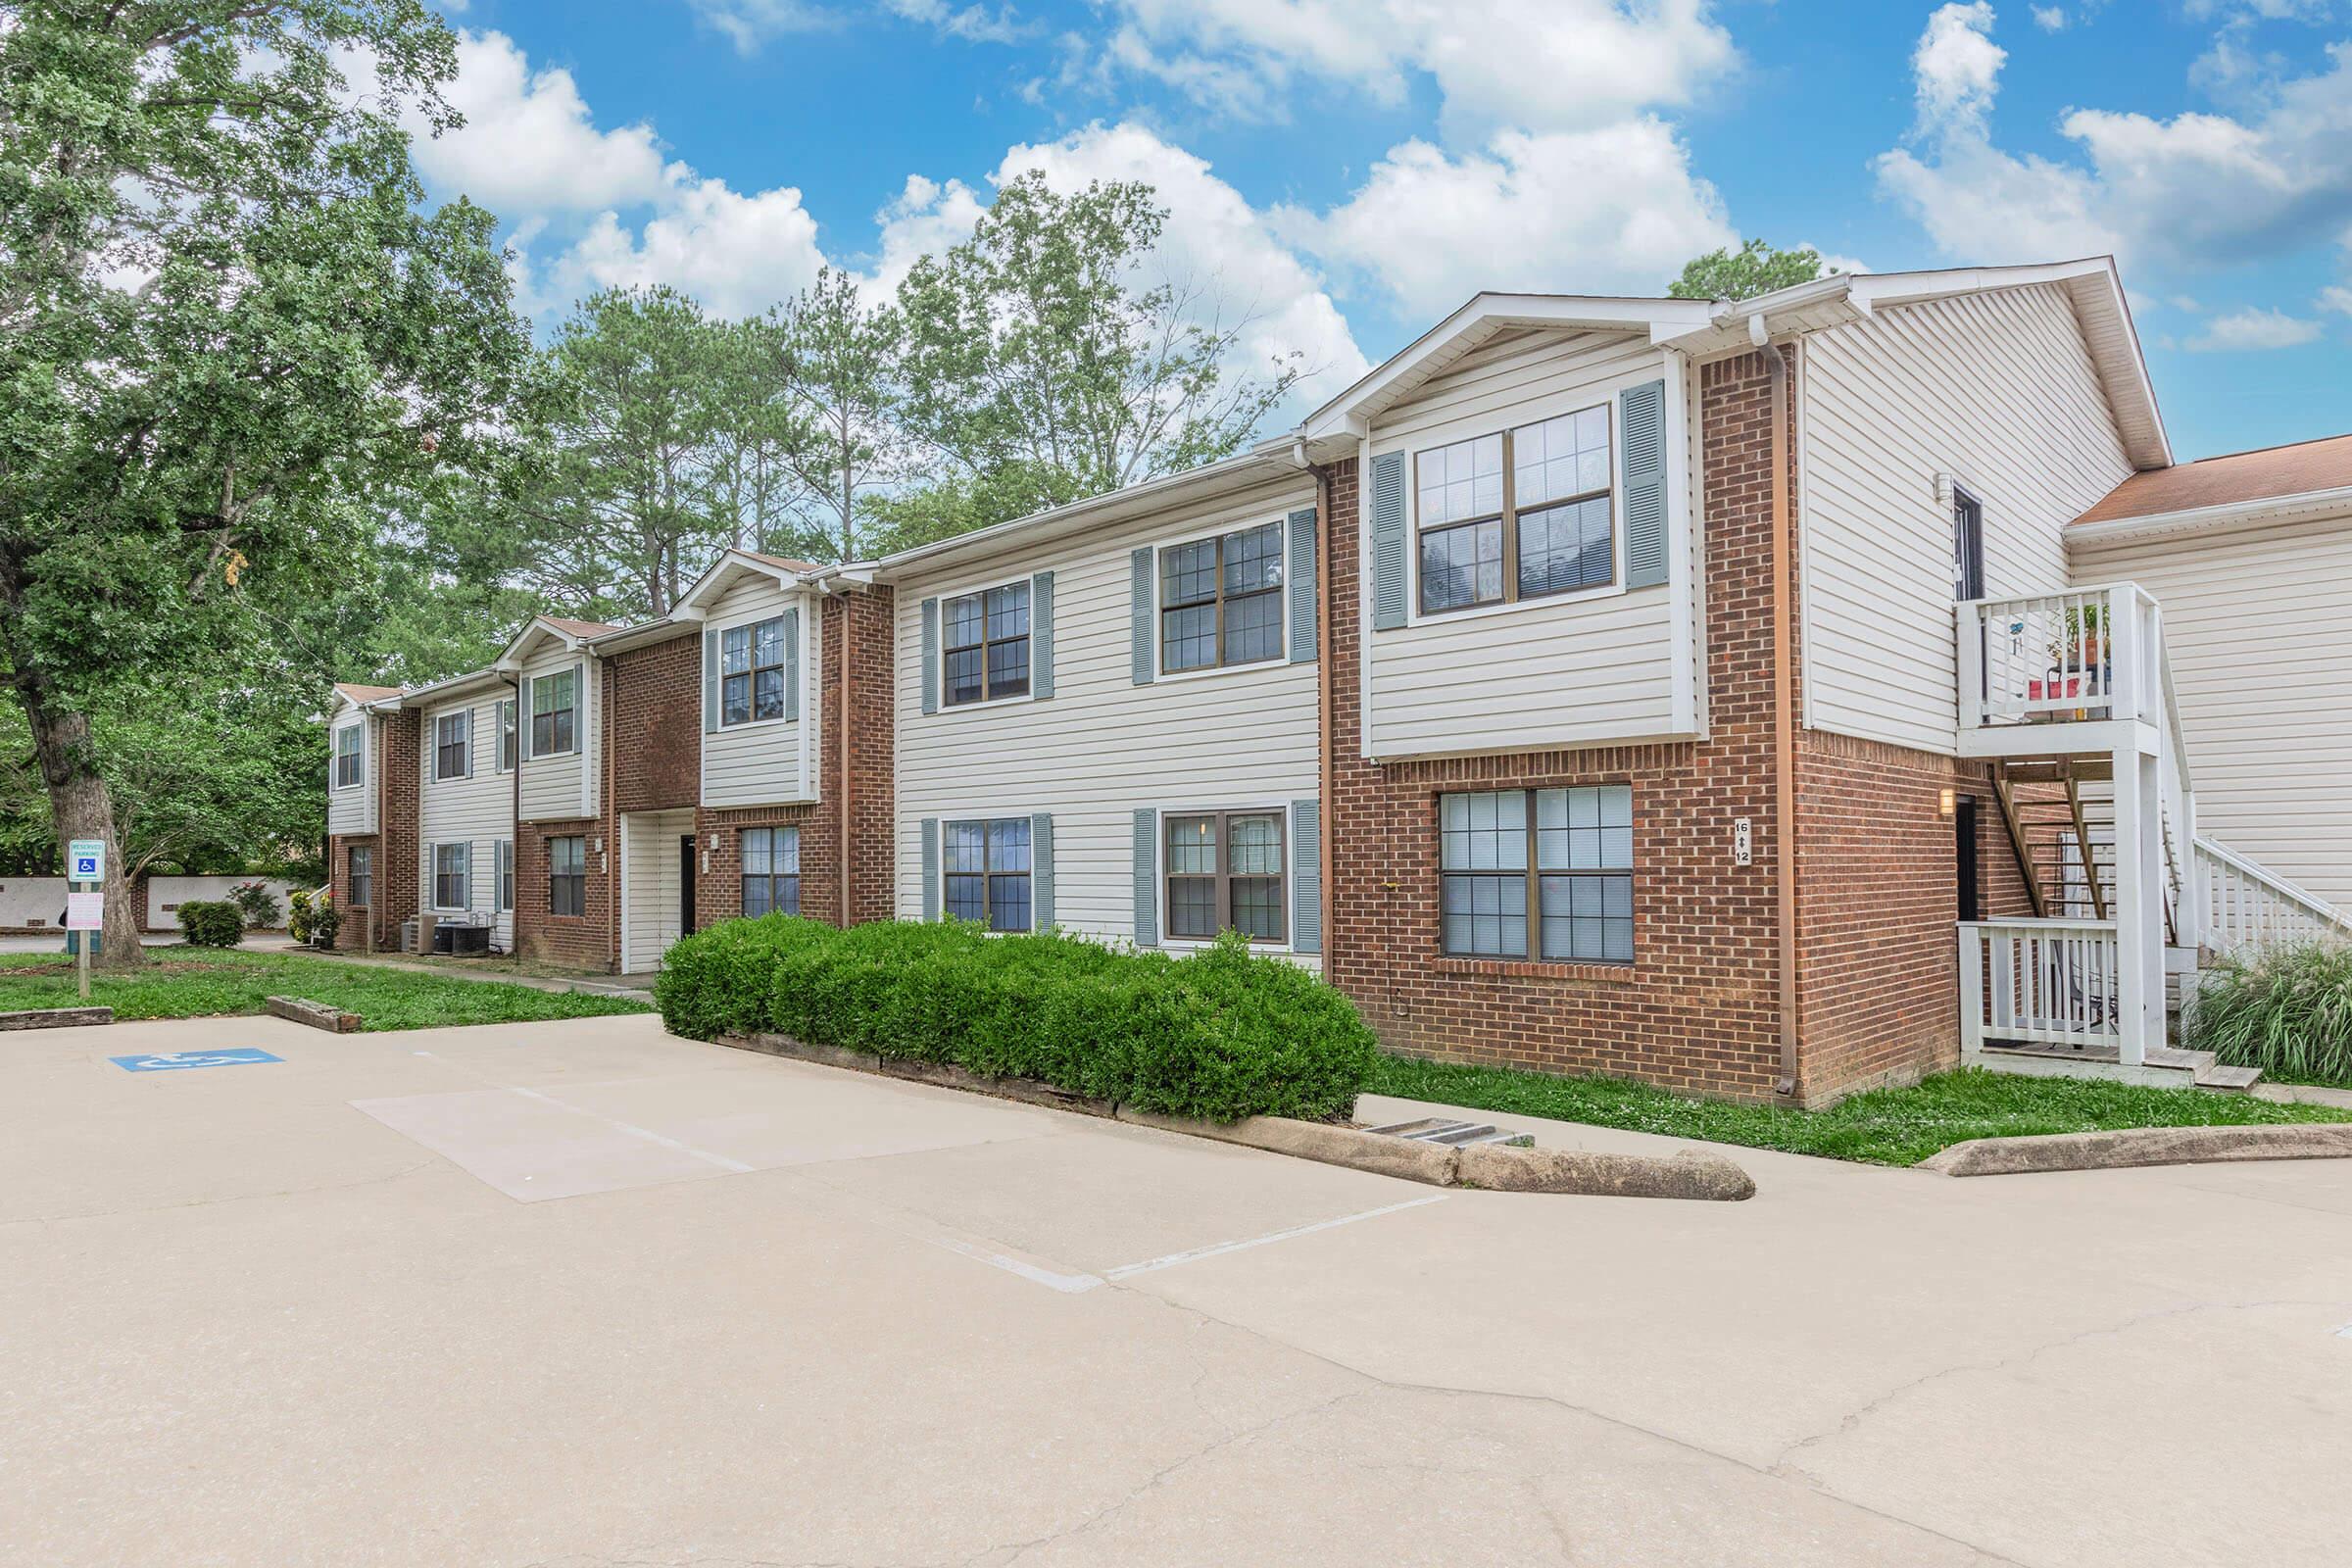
[655,917,1375,1122]
[176,900,246,948]
[227,880,281,930]
[286,889,316,944]
[2187,942,2352,1087]
[308,891,342,949]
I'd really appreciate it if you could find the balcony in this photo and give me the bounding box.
[1956,582,2163,747]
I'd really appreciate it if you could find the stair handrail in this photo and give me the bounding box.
[2194,834,2348,932]
[2155,610,2195,946]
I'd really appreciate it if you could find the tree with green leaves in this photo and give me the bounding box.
[892,171,1301,540]
[1668,239,1831,303]
[770,267,905,564]
[0,1,530,964]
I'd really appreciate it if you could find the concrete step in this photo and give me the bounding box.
[2195,1063,2264,1092]
[1363,1117,1534,1149]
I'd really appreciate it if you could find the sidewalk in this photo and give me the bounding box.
[264,941,658,1003]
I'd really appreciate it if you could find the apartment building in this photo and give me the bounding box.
[328,257,2348,1104]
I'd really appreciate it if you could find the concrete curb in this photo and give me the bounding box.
[1920,1121,2352,1177]
[718,1032,1755,1200]
[266,996,362,1034]
[0,1005,114,1031]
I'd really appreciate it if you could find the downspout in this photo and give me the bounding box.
[505,674,520,955]
[1310,457,1334,970]
[1762,328,1800,1099]
[838,586,854,927]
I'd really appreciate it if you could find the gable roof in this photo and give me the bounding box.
[671,547,817,616]
[2073,432,2352,537]
[496,612,622,670]
[332,682,402,705]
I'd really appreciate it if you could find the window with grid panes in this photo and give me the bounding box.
[741,826,801,917]
[943,818,1030,932]
[333,724,363,788]
[1164,810,1287,943]
[530,670,576,756]
[434,710,469,781]
[549,835,586,917]
[433,843,471,910]
[721,616,789,725]
[1159,521,1283,672]
[1417,402,1614,614]
[943,583,1029,706]
[1440,786,1633,962]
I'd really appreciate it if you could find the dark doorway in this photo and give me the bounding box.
[1955,797,1982,922]
[1952,488,1985,600]
[680,834,697,937]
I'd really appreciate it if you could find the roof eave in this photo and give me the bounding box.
[2070,482,2352,546]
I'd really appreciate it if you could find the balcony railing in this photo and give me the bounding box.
[2197,838,2348,960]
[1959,583,2161,732]
[1959,919,2123,1055]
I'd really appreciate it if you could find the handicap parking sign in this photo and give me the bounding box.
[68,837,104,881]
[111,1049,283,1072]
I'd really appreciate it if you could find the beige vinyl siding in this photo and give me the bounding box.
[326,710,373,836]
[620,808,694,972]
[892,473,1319,961]
[701,578,816,808]
[1365,327,1685,760]
[1798,282,2134,756]
[417,694,515,947]
[2074,513,2352,913]
[517,647,597,822]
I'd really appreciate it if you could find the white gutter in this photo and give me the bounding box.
[2069,483,2352,547]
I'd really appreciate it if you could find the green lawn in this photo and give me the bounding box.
[1364,1054,2352,1167]
[0,946,652,1032]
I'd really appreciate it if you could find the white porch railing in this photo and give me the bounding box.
[2197,838,2349,959]
[1959,919,2124,1055]
[1958,582,2161,732]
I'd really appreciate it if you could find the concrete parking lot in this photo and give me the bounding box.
[5,1012,2349,1567]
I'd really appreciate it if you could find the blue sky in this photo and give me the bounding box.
[414,1,2352,460]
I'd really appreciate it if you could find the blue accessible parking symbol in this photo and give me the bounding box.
[111,1049,283,1072]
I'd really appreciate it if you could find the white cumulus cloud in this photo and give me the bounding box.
[2186,306,2325,350]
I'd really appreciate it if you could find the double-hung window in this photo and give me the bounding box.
[943,818,1030,932]
[434,711,469,781]
[347,846,372,910]
[549,835,586,917]
[1160,521,1283,673]
[333,724,363,790]
[1165,810,1287,943]
[943,583,1029,706]
[1417,403,1614,614]
[1440,786,1633,963]
[530,670,577,757]
[740,826,801,917]
[721,616,789,725]
[433,843,471,910]
[498,699,517,772]
[496,840,514,913]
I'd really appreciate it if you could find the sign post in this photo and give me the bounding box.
[67,838,104,1002]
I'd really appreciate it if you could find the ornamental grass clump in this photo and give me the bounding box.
[2187,942,2352,1088]
[654,916,1374,1122]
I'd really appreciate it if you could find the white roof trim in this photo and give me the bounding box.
[1296,293,1716,441]
[495,614,611,669]
[389,667,514,709]
[2069,482,2352,547]
[672,548,810,615]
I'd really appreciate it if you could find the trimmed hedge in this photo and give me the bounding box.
[175,900,245,948]
[655,917,1375,1122]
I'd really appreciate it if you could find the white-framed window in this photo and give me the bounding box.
[1164,808,1287,944]
[530,670,577,757]
[332,723,363,790]
[432,842,472,911]
[347,845,372,909]
[433,710,470,782]
[496,839,514,912]
[741,826,801,917]
[497,699,517,772]
[549,835,586,917]
[1439,786,1633,963]
[943,818,1031,932]
[1159,519,1284,673]
[720,616,790,726]
[943,581,1030,707]
[1416,401,1615,615]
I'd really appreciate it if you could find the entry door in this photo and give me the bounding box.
[679,834,697,937]
[1952,490,1985,600]
[1955,798,1981,922]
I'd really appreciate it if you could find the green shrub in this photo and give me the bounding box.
[176,900,245,948]
[655,917,1375,1122]
[227,880,281,930]
[2187,942,2352,1087]
[286,889,316,945]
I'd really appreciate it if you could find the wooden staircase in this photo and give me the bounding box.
[1990,759,2115,923]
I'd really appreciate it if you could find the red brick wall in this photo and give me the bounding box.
[369,710,421,951]
[326,833,377,952]
[1322,350,1793,1101]
[514,817,611,968]
[608,632,701,815]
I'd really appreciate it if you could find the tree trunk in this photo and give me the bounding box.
[14,683,144,969]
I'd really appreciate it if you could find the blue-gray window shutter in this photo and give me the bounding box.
[1032,571,1055,699]
[1371,451,1407,630]
[516,678,531,763]
[703,631,719,732]
[1287,506,1317,663]
[1031,811,1054,929]
[782,607,801,721]
[466,706,477,778]
[1129,548,1155,685]
[1621,377,1670,589]
[1132,808,1158,947]
[920,598,940,715]
[920,817,940,920]
[571,662,586,755]
[1291,799,1320,954]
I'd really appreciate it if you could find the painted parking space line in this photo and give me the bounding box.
[409,1049,755,1176]
[1102,1195,1449,1282]
[111,1049,283,1072]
